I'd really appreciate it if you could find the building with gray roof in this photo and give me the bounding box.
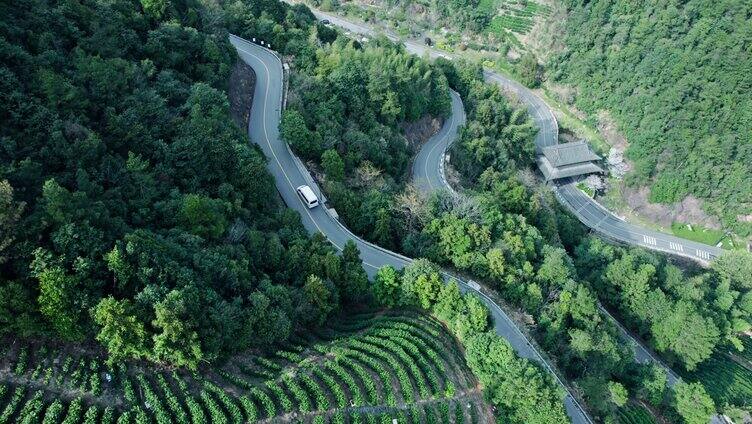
[536,140,605,181]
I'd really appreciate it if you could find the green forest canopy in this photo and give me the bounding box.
[553,0,752,234]
[0,0,372,368]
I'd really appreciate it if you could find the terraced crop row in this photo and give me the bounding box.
[736,336,752,363]
[616,403,656,424]
[684,352,752,407]
[489,15,534,34]
[1,309,489,423]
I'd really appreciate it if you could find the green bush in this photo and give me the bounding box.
[61,397,83,424]
[17,390,44,424]
[42,400,65,424]
[249,387,276,419]
[200,389,229,424]
[311,368,347,409]
[238,396,258,422]
[13,348,29,375]
[155,374,190,424]
[204,382,243,423]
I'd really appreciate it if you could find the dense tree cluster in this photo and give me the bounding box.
[280,37,451,250]
[437,59,537,181]
[283,37,451,171]
[399,59,734,422]
[0,0,370,368]
[373,260,569,424]
[553,0,752,233]
[575,240,752,371]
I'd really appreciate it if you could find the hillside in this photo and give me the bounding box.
[0,0,367,368]
[0,0,573,422]
[552,0,752,234]
[0,309,493,423]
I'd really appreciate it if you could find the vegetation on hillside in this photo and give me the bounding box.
[305,0,550,85]
[445,58,752,421]
[0,0,571,421]
[390,57,748,422]
[0,309,492,423]
[280,36,451,251]
[373,260,569,423]
[552,0,752,233]
[0,0,370,368]
[3,0,750,422]
[575,242,752,371]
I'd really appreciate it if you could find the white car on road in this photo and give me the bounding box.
[296,185,319,209]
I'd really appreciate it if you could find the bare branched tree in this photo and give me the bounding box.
[434,189,483,224]
[353,161,384,189]
[394,183,431,231]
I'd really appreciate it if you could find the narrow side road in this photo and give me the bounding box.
[230,34,593,424]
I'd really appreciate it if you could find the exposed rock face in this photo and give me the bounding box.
[619,186,722,229]
[228,60,256,129]
[400,115,442,150]
[596,111,633,179]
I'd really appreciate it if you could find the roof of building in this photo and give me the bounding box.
[537,156,605,181]
[542,141,601,167]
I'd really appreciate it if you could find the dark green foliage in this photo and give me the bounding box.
[0,0,366,367]
[553,0,752,233]
[575,239,752,371]
[516,52,540,88]
[449,60,537,181]
[373,262,569,423]
[281,37,451,249]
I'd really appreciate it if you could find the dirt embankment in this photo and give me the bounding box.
[614,186,722,229]
[594,112,722,229]
[228,60,257,130]
[400,115,443,150]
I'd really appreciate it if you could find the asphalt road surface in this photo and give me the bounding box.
[309,6,724,266]
[230,34,594,424]
[411,90,465,193]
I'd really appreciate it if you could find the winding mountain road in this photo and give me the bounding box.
[234,7,734,421]
[308,7,724,266]
[411,90,465,193]
[408,46,683,390]
[230,34,593,424]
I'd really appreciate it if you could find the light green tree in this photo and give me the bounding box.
[671,382,715,424]
[36,265,84,341]
[140,0,171,19]
[152,290,203,369]
[373,266,400,307]
[92,297,149,364]
[321,149,345,181]
[607,381,628,407]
